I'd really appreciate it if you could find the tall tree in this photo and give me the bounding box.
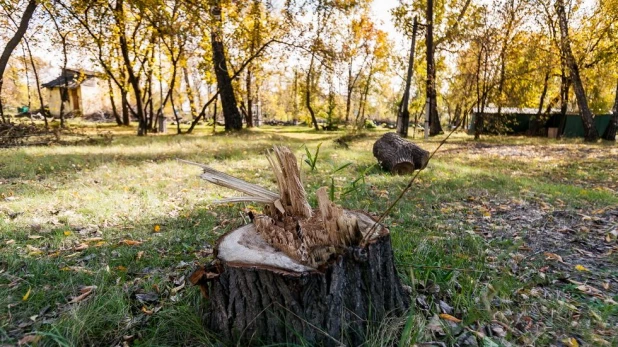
[603,79,618,141]
[425,0,442,135]
[555,0,598,141]
[0,0,37,123]
[397,16,418,137]
[210,0,242,131]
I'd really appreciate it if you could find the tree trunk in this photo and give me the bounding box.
[373,132,429,174]
[211,2,243,131]
[426,0,442,136]
[186,147,410,346]
[115,0,147,135]
[245,67,253,127]
[121,90,130,125]
[306,54,319,130]
[474,42,484,140]
[556,0,598,141]
[345,61,353,124]
[23,38,48,128]
[529,71,550,136]
[0,0,38,123]
[397,17,418,138]
[59,38,69,128]
[107,78,122,125]
[602,79,618,141]
[183,66,198,120]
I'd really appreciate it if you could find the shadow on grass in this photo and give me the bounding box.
[0,206,234,346]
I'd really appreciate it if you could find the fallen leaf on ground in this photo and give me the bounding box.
[562,337,579,347]
[84,237,103,242]
[74,243,89,251]
[68,285,96,303]
[28,235,42,239]
[63,231,71,236]
[591,335,611,346]
[574,264,589,272]
[120,239,142,246]
[439,313,462,323]
[171,282,185,294]
[18,335,41,345]
[22,287,32,301]
[153,225,161,232]
[558,300,579,311]
[136,251,144,260]
[26,245,42,256]
[544,252,565,263]
[6,239,15,245]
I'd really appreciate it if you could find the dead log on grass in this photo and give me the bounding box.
[373,132,429,174]
[184,146,410,346]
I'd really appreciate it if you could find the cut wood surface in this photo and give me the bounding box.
[373,132,430,174]
[185,146,410,345]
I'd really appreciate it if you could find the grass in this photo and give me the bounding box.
[0,122,617,346]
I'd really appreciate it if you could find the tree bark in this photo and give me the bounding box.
[183,66,198,120]
[194,228,408,346]
[602,79,618,141]
[23,38,48,128]
[426,0,442,136]
[186,147,410,346]
[555,0,598,141]
[397,17,418,138]
[115,0,147,135]
[0,0,38,123]
[211,2,243,131]
[107,78,123,125]
[373,132,429,174]
[306,54,319,130]
[529,71,550,136]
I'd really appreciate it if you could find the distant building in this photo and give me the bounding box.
[469,106,611,137]
[42,68,111,117]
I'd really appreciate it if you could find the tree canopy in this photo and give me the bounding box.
[0,0,616,139]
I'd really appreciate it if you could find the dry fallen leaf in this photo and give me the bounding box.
[136,251,144,260]
[68,285,96,304]
[120,239,142,246]
[439,313,462,323]
[84,237,103,243]
[28,235,42,239]
[171,282,185,295]
[74,243,89,251]
[544,252,565,263]
[26,245,43,256]
[18,334,41,346]
[6,239,15,245]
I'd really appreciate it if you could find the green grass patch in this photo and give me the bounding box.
[1,123,616,345]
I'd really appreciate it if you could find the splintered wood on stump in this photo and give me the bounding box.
[373,132,429,174]
[184,147,410,346]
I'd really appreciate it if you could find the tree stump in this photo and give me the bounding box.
[373,132,429,174]
[184,147,410,346]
